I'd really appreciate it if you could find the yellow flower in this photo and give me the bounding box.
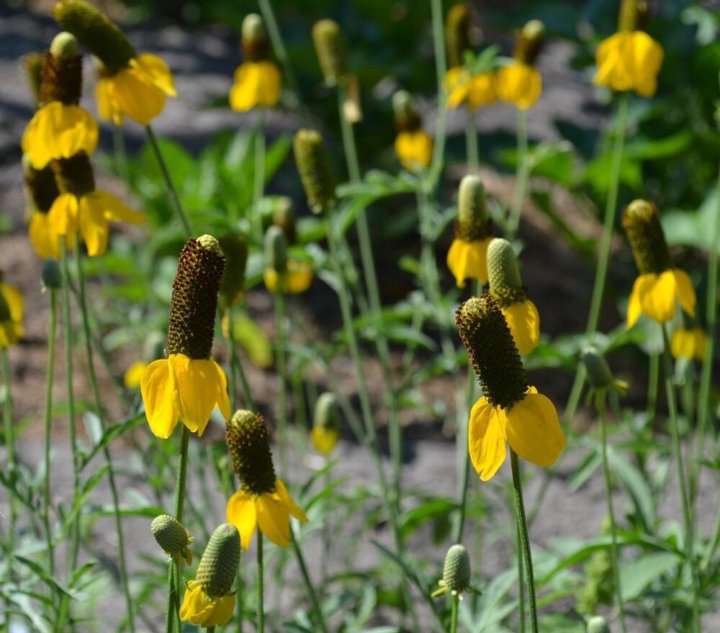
[0,283,25,348]
[595,31,663,97]
[311,426,339,455]
[395,130,433,171]
[670,326,708,362]
[48,190,145,257]
[447,237,492,288]
[263,260,313,294]
[446,67,497,110]
[141,354,231,439]
[180,581,235,627]
[497,62,542,110]
[627,270,696,328]
[123,360,147,389]
[229,61,281,111]
[22,102,98,169]
[227,479,307,549]
[96,53,177,126]
[469,386,566,481]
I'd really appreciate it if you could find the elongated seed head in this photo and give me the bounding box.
[293,129,335,214]
[196,523,241,597]
[314,392,340,433]
[442,544,471,593]
[40,32,82,105]
[218,234,248,308]
[456,175,492,241]
[151,514,191,557]
[264,225,288,275]
[312,19,348,86]
[226,410,277,495]
[445,3,472,68]
[514,19,545,65]
[487,238,526,306]
[392,90,421,132]
[242,13,270,61]
[622,199,671,275]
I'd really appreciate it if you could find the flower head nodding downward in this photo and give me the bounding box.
[497,20,544,109]
[225,410,308,549]
[151,514,193,566]
[447,175,493,288]
[456,295,565,480]
[622,199,696,327]
[486,238,540,355]
[312,392,340,455]
[229,14,281,112]
[55,0,177,125]
[293,129,336,215]
[141,236,231,438]
[179,523,240,627]
[581,347,629,409]
[263,225,313,295]
[393,91,433,171]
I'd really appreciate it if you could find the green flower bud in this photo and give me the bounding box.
[392,90,421,132]
[313,392,340,433]
[242,13,270,61]
[442,544,471,594]
[587,616,611,633]
[151,514,193,566]
[218,234,248,308]
[196,524,241,598]
[487,238,527,307]
[581,347,614,391]
[41,259,63,290]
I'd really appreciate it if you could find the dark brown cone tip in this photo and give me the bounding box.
[455,218,492,242]
[456,294,528,409]
[167,238,225,359]
[40,52,83,106]
[51,153,95,196]
[226,410,277,495]
[25,165,61,213]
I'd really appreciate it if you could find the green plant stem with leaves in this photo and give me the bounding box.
[597,394,628,633]
[144,125,192,237]
[430,0,448,175]
[257,532,265,633]
[507,109,529,238]
[660,325,701,633]
[291,530,329,633]
[1,346,16,633]
[565,93,630,425]
[74,249,136,633]
[510,450,538,633]
[42,288,59,579]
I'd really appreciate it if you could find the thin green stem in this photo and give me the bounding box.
[257,532,265,633]
[227,308,239,411]
[291,530,329,633]
[510,451,538,633]
[465,116,479,173]
[516,516,526,633]
[42,289,59,579]
[508,109,529,238]
[647,352,659,425]
[74,249,135,632]
[661,325,701,633]
[253,120,266,244]
[597,395,628,633]
[174,426,191,522]
[144,124,192,237]
[1,347,16,633]
[274,291,288,467]
[450,592,460,633]
[565,93,629,425]
[430,0,449,177]
[337,86,361,183]
[164,563,176,633]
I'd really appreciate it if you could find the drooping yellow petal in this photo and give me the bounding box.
[594,31,663,97]
[630,32,663,97]
[48,193,79,236]
[29,213,62,260]
[170,354,221,435]
[639,270,676,324]
[501,300,540,356]
[1,284,24,342]
[311,426,339,455]
[179,581,206,624]
[96,77,123,126]
[230,61,282,111]
[504,390,566,468]
[226,490,258,550]
[133,53,177,97]
[79,195,110,257]
[446,238,490,288]
[256,491,292,547]
[468,397,507,481]
[446,66,471,109]
[672,269,696,318]
[275,479,308,523]
[22,114,54,170]
[286,262,314,293]
[395,130,433,171]
[141,359,180,439]
[91,190,145,224]
[626,275,647,328]
[466,72,497,110]
[108,67,166,126]
[497,63,541,110]
[211,358,231,421]
[179,581,235,627]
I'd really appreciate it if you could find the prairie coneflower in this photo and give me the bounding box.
[22,32,98,170]
[447,175,493,288]
[48,153,144,257]
[0,280,24,348]
[230,14,281,112]
[393,91,433,171]
[150,514,193,566]
[180,524,240,627]
[293,129,336,214]
[23,156,67,260]
[141,236,231,438]
[54,0,176,126]
[311,392,340,455]
[486,238,540,355]
[670,325,708,362]
[497,20,544,110]
[595,0,663,97]
[456,294,566,481]
[225,410,308,549]
[623,200,696,327]
[432,544,472,597]
[263,226,313,295]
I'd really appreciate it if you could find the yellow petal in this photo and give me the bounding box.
[275,479,308,523]
[311,426,338,455]
[48,193,79,236]
[672,269,696,318]
[629,32,663,97]
[287,261,313,293]
[90,190,145,224]
[109,67,166,126]
[203,595,235,627]
[263,268,279,294]
[468,397,507,481]
[43,103,99,162]
[467,72,497,110]
[446,67,470,109]
[22,111,54,169]
[640,270,676,323]
[96,77,123,125]
[140,359,180,438]
[395,131,433,171]
[79,195,110,257]
[179,581,206,623]
[211,358,231,421]
[170,354,221,435]
[670,328,694,360]
[502,300,540,356]
[230,61,281,111]
[505,390,566,468]
[226,490,258,550]
[133,53,177,97]
[497,63,541,110]
[256,491,292,547]
[29,213,61,260]
[0,284,24,341]
[446,238,490,288]
[626,275,647,328]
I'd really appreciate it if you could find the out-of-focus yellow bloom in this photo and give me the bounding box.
[311,426,339,455]
[627,270,696,327]
[0,283,25,348]
[49,190,144,257]
[124,360,147,389]
[497,63,542,110]
[595,31,663,97]
[670,326,708,362]
[230,61,281,111]
[395,130,433,171]
[263,260,313,294]
[97,54,176,126]
[22,102,98,170]
[447,67,497,110]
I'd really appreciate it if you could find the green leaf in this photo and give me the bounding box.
[620,552,680,601]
